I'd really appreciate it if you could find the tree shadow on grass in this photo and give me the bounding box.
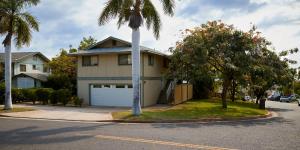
[0,123,117,145]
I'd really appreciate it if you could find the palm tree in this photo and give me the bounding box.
[99,0,175,116]
[0,0,40,110]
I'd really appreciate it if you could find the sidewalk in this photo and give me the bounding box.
[0,104,129,122]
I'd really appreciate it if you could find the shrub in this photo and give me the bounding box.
[72,96,83,107]
[22,89,37,104]
[36,88,53,105]
[50,90,59,105]
[51,89,71,106]
[0,82,5,104]
[12,88,24,103]
[58,89,72,106]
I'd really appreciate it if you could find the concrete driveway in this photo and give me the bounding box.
[0,104,129,121]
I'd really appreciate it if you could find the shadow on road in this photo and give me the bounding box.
[0,123,116,145]
[150,116,295,129]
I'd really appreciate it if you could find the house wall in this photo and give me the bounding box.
[77,53,168,107]
[14,55,50,76]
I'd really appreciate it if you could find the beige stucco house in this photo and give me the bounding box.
[70,36,169,107]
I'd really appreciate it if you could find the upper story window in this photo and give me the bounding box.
[32,65,37,70]
[118,54,132,65]
[20,64,26,72]
[148,55,154,66]
[82,55,98,66]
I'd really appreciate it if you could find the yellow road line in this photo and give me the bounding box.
[77,133,238,150]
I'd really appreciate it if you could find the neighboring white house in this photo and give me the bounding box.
[0,52,50,88]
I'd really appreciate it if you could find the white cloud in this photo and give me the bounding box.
[0,0,299,68]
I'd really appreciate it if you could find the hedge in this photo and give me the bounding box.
[0,84,76,106]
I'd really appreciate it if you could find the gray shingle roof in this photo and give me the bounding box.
[13,73,48,82]
[0,52,49,62]
[69,36,169,57]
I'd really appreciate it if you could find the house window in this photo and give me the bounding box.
[116,85,125,88]
[93,84,102,88]
[20,64,26,72]
[127,84,133,88]
[82,55,98,66]
[118,54,131,65]
[103,84,111,88]
[148,55,154,66]
[32,65,37,70]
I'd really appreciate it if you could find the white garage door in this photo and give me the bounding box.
[91,84,133,107]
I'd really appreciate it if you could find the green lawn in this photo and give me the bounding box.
[112,99,268,121]
[0,107,34,113]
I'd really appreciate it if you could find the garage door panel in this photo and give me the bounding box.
[91,85,133,107]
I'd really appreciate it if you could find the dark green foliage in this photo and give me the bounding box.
[22,89,37,104]
[11,88,24,103]
[0,83,5,104]
[36,88,53,105]
[50,90,59,105]
[192,76,214,99]
[71,96,83,107]
[52,89,72,106]
[45,74,74,91]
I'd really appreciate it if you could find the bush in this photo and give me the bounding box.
[36,88,53,105]
[50,90,59,105]
[71,96,83,107]
[12,88,24,103]
[22,89,37,104]
[45,74,76,95]
[0,82,5,104]
[51,89,71,106]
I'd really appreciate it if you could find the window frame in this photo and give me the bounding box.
[118,54,132,65]
[20,64,26,72]
[82,55,99,67]
[148,54,154,66]
[32,64,37,70]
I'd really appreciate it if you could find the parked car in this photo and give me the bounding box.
[268,95,281,101]
[244,96,251,101]
[280,95,297,103]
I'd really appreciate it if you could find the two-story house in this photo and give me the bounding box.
[70,36,169,107]
[0,52,50,88]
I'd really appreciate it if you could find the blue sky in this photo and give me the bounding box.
[1,0,300,68]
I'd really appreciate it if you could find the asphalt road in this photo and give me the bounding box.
[0,101,299,150]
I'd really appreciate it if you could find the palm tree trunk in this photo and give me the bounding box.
[4,42,13,110]
[132,28,142,115]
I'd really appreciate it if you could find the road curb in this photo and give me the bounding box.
[0,110,276,124]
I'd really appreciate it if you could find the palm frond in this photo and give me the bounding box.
[98,0,123,25]
[117,0,133,28]
[142,0,161,39]
[13,15,31,48]
[160,0,175,16]
[20,12,39,31]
